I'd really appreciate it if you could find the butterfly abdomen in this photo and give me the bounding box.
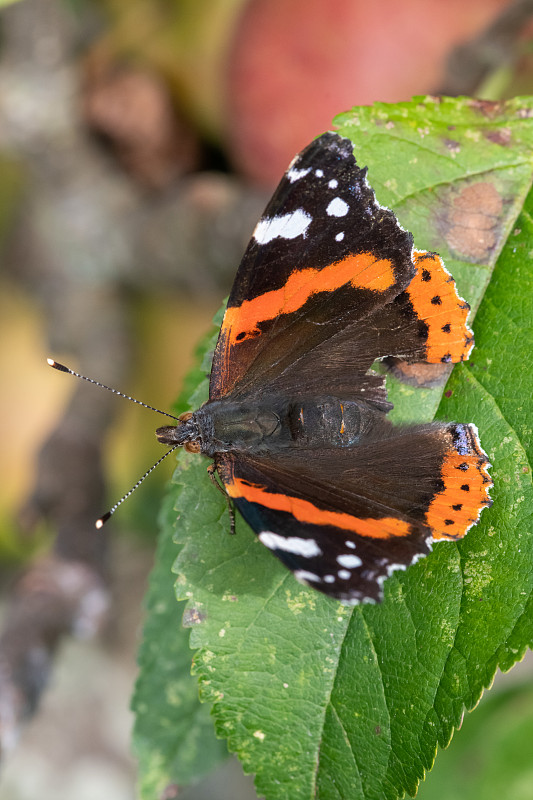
[194,396,376,457]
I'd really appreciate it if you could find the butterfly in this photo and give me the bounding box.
[159,132,492,603]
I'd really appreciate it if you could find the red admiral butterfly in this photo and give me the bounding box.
[157,132,492,603]
[51,132,492,604]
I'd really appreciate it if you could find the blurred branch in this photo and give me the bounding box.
[0,0,266,755]
[0,556,109,752]
[0,0,131,755]
[437,0,533,96]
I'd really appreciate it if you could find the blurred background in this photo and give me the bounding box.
[1,0,533,798]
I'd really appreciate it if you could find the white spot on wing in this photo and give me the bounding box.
[338,569,351,580]
[258,532,322,557]
[345,540,356,549]
[337,554,362,569]
[323,575,335,584]
[326,197,349,217]
[343,595,377,606]
[294,570,322,584]
[385,562,408,576]
[315,169,324,177]
[335,231,344,242]
[328,178,338,189]
[287,166,311,183]
[253,209,312,244]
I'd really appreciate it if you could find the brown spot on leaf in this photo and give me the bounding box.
[443,138,460,154]
[468,99,505,118]
[441,181,503,262]
[484,127,511,146]
[182,606,207,626]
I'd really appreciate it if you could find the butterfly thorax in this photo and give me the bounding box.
[157,397,376,458]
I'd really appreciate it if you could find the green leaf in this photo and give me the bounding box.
[132,475,228,799]
[135,96,533,799]
[416,679,533,800]
[337,95,533,423]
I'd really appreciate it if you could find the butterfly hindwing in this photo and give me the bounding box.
[215,421,491,603]
[269,249,476,402]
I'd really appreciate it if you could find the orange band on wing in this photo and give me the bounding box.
[227,476,411,539]
[409,251,473,363]
[223,252,395,346]
[427,437,492,540]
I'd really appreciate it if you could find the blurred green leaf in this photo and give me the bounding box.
[132,491,228,799]
[135,96,533,799]
[417,676,533,800]
[132,326,228,800]
[0,156,25,247]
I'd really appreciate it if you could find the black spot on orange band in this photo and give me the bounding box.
[426,426,491,540]
[406,251,474,363]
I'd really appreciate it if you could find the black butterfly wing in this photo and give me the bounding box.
[209,132,415,409]
[215,422,491,603]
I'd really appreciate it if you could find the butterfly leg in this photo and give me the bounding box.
[207,462,236,535]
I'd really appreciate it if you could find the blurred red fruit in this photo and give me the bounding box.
[226,0,512,184]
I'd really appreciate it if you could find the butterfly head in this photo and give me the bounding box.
[156,411,202,454]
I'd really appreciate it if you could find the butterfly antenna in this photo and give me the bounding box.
[47,358,179,422]
[95,446,179,528]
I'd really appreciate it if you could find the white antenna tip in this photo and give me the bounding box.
[95,511,111,528]
[47,359,70,373]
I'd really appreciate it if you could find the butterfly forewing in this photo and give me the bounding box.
[210,133,416,402]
